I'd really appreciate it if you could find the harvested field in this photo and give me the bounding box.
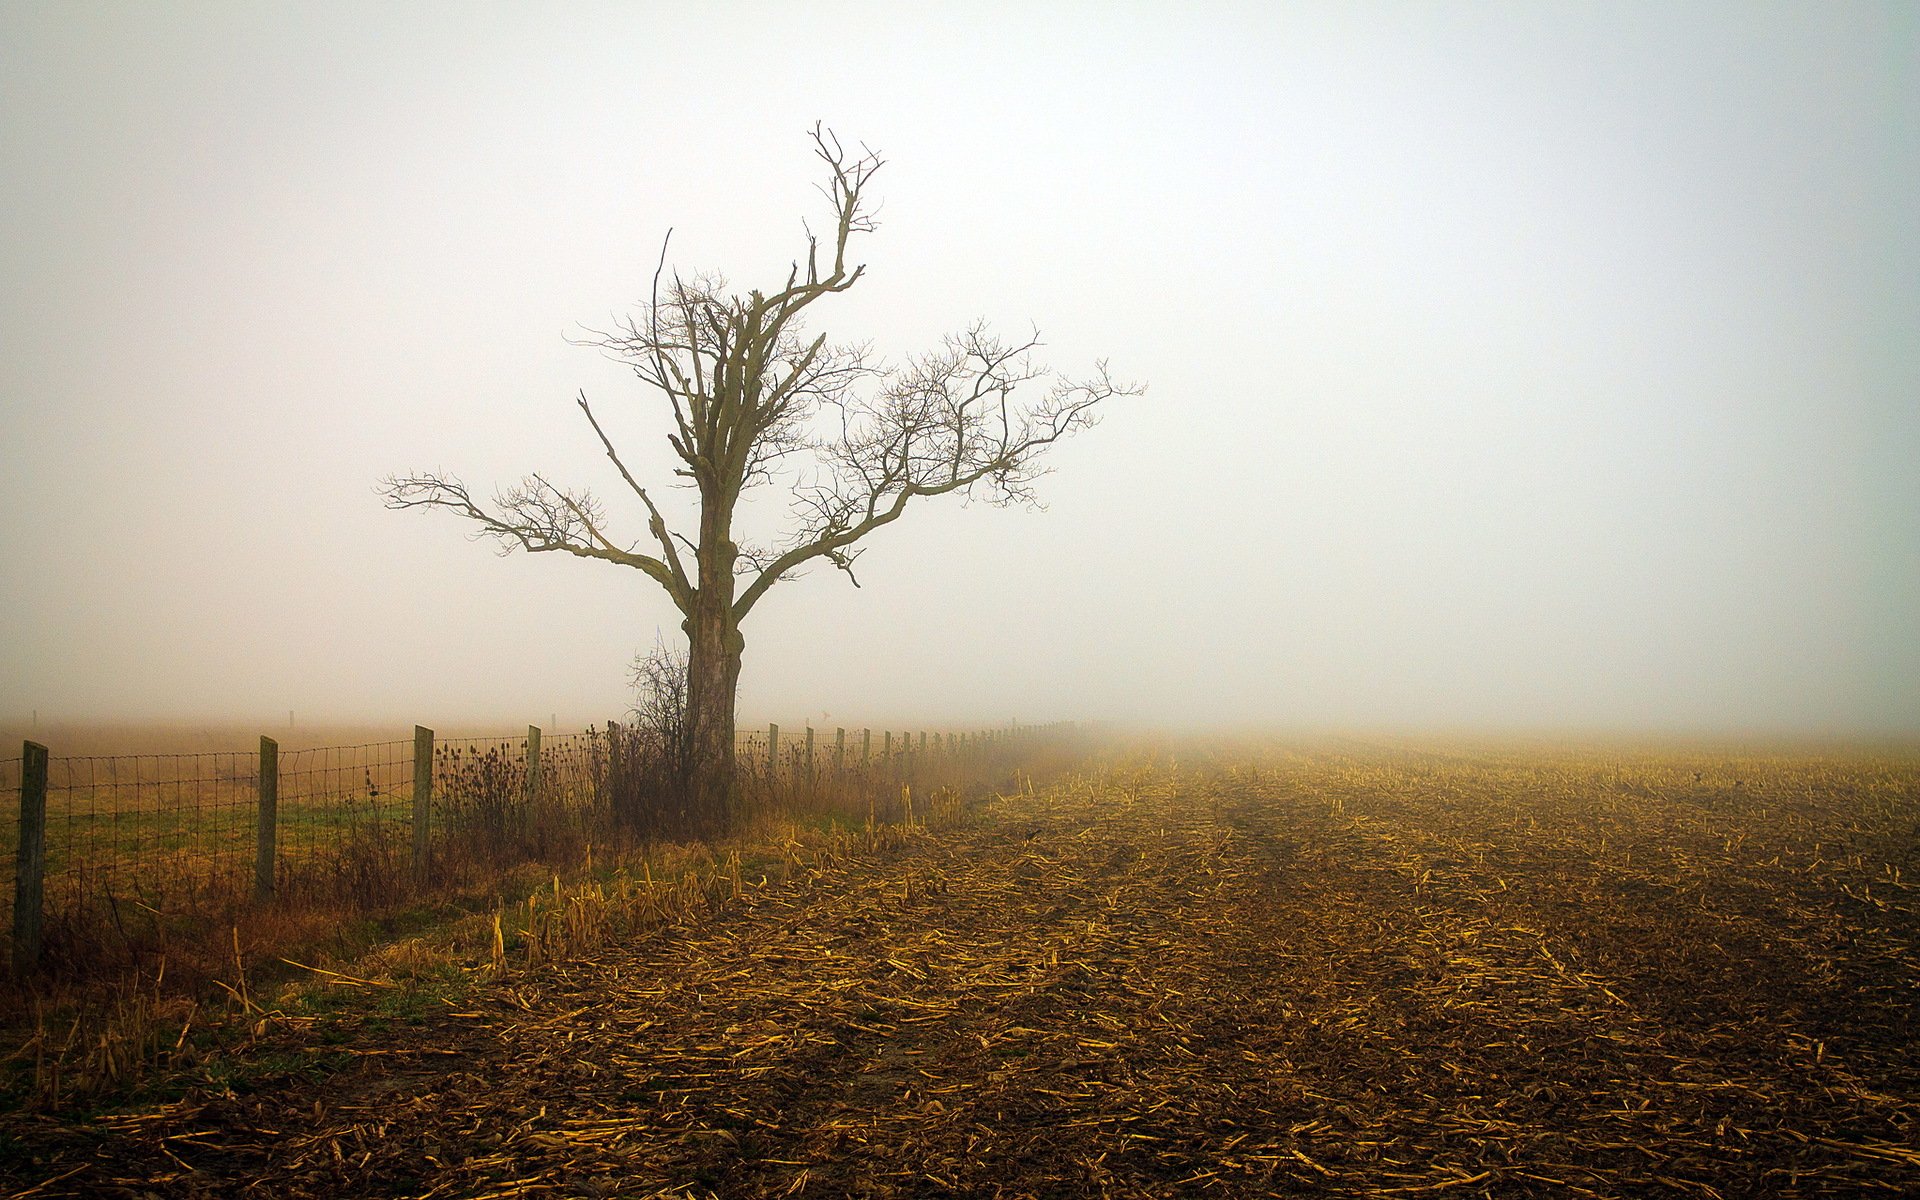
[4,742,1918,1198]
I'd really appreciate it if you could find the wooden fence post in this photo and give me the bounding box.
[862,728,871,764]
[255,736,278,901]
[526,725,542,802]
[13,741,48,974]
[412,725,433,888]
[835,728,845,774]
[768,723,779,779]
[804,726,815,777]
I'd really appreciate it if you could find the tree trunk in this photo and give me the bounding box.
[684,597,742,832]
[684,478,744,831]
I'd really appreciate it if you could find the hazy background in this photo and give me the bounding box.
[2,1,1915,738]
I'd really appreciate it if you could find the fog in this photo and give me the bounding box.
[2,3,1915,737]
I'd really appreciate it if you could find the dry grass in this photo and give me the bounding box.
[2,725,1062,980]
[0,732,1073,1116]
[3,738,1916,1198]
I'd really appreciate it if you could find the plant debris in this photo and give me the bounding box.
[3,741,1916,1198]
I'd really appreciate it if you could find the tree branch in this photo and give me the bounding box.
[389,126,1141,654]
[380,472,692,613]
[574,391,693,600]
[731,336,1140,620]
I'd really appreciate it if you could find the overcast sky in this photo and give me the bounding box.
[2,1,1915,736]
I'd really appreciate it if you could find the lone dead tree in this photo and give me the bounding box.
[384,126,1138,822]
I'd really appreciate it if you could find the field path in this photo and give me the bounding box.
[6,753,1917,1198]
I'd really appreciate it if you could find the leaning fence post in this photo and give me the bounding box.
[768,723,779,779]
[526,725,543,802]
[13,741,48,974]
[412,725,433,888]
[255,736,278,901]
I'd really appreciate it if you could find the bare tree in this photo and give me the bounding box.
[627,636,690,764]
[609,637,696,834]
[383,126,1139,819]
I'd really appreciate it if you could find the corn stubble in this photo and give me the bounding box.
[3,741,1917,1198]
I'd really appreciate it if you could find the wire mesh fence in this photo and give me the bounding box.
[5,721,1064,973]
[50,752,258,933]
[272,740,415,909]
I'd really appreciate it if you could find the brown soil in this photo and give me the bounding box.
[4,745,1917,1198]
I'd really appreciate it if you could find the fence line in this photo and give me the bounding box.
[7,720,1069,974]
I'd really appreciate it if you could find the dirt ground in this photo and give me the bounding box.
[4,743,1917,1198]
